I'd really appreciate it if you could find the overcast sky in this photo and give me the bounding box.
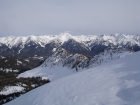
[0,0,140,36]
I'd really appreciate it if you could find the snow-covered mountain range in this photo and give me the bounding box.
[0,33,140,57]
[1,33,139,105]
[5,47,140,105]
[1,33,139,72]
[1,33,140,50]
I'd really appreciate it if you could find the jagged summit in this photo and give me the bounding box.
[42,48,89,70]
[57,32,74,44]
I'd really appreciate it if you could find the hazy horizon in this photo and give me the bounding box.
[0,0,140,36]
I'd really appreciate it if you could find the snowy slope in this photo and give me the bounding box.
[89,47,133,67]
[42,48,89,69]
[5,51,140,105]
[18,66,76,81]
[18,48,89,81]
[18,47,132,81]
[0,86,24,95]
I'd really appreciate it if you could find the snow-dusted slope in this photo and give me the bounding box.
[42,48,89,69]
[18,66,75,81]
[89,47,133,67]
[18,48,89,81]
[18,47,133,81]
[5,51,140,105]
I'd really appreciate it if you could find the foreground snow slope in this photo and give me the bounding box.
[18,66,77,81]
[6,51,140,105]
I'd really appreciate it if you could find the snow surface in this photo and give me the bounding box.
[0,86,24,95]
[5,51,140,105]
[18,66,77,81]
[89,48,133,68]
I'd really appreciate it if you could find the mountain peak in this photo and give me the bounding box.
[57,32,73,44]
[41,47,89,70]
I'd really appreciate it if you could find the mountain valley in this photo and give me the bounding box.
[0,33,140,105]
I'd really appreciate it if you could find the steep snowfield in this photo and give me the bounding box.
[89,48,133,68]
[18,66,77,81]
[5,51,140,105]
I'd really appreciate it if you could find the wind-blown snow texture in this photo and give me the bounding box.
[5,51,140,105]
